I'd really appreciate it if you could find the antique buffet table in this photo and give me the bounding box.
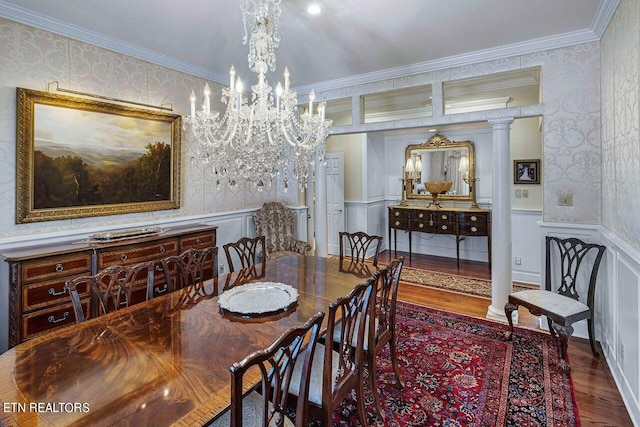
[1,224,218,348]
[388,205,491,267]
[0,255,376,426]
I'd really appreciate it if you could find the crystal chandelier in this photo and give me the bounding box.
[184,0,332,191]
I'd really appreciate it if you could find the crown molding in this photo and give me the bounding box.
[296,28,600,95]
[592,0,620,38]
[0,0,227,83]
[0,0,619,93]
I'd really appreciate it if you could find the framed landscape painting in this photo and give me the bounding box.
[16,87,181,223]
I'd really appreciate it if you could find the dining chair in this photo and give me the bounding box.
[253,202,312,260]
[210,311,325,427]
[67,261,155,323]
[339,231,383,266]
[504,236,606,371]
[160,246,218,296]
[223,236,266,273]
[330,256,405,419]
[366,256,405,418]
[288,279,374,426]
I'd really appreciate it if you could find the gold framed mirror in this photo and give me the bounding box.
[404,134,478,208]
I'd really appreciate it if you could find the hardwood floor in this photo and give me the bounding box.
[378,250,633,426]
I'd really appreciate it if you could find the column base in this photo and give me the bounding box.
[486,304,518,324]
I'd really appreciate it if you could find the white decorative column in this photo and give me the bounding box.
[314,157,328,257]
[486,118,515,323]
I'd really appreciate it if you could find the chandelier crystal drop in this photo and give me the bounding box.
[183,0,332,192]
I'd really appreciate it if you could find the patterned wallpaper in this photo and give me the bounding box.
[321,42,603,226]
[0,18,295,240]
[601,0,640,251]
[0,11,623,242]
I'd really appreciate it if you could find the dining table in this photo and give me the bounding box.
[0,255,378,426]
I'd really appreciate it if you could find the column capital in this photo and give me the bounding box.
[488,117,514,129]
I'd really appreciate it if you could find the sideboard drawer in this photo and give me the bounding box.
[21,253,92,284]
[459,223,489,236]
[389,208,411,220]
[98,239,178,267]
[458,212,488,224]
[411,221,435,232]
[412,210,431,221]
[180,231,216,252]
[22,300,89,340]
[435,222,457,234]
[22,276,90,312]
[390,218,410,230]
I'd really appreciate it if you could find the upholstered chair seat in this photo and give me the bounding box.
[288,343,340,406]
[253,202,311,259]
[210,391,294,427]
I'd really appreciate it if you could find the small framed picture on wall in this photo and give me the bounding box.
[514,159,540,184]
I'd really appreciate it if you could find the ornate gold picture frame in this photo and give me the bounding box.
[16,88,181,223]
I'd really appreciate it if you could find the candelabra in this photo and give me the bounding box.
[459,156,480,209]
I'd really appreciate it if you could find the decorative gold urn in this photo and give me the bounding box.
[424,181,453,208]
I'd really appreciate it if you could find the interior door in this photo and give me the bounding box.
[326,153,345,255]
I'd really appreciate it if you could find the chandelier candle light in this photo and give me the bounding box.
[184,0,332,191]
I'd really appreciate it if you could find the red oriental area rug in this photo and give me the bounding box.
[323,302,580,426]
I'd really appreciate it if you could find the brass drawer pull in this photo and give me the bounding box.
[441,225,448,230]
[55,263,63,272]
[395,211,400,216]
[419,223,424,228]
[418,213,424,218]
[471,226,478,232]
[155,265,163,272]
[159,246,166,253]
[48,285,68,297]
[196,239,202,244]
[429,219,433,226]
[120,254,128,261]
[395,221,400,226]
[471,215,477,221]
[155,284,168,294]
[441,214,447,220]
[48,312,69,324]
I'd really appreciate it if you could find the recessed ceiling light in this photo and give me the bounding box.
[428,129,437,132]
[307,4,321,14]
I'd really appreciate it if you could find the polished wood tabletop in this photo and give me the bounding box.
[0,256,376,426]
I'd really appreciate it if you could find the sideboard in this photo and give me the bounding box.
[388,205,491,267]
[1,224,217,348]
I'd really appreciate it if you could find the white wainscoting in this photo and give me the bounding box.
[599,227,640,426]
[538,222,640,426]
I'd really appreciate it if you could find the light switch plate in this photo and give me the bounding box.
[515,189,522,198]
[558,194,573,206]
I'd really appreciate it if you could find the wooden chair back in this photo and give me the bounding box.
[339,231,383,266]
[546,236,606,305]
[370,256,405,354]
[229,311,325,427]
[67,261,155,323]
[223,236,266,273]
[160,246,218,296]
[320,278,374,423]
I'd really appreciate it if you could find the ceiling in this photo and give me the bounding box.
[0,0,614,90]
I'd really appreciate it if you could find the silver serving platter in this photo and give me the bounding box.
[88,227,168,242]
[218,282,299,315]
